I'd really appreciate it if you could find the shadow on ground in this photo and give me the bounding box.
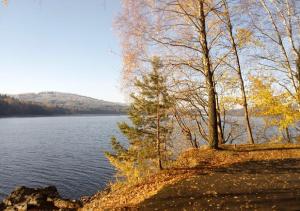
[138,159,300,210]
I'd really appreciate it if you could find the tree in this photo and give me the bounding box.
[105,57,174,182]
[221,0,255,144]
[115,0,231,149]
[249,76,300,143]
[249,0,300,105]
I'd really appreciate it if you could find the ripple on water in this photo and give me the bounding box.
[0,116,127,200]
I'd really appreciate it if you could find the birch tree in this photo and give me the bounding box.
[116,0,230,149]
[249,0,300,105]
[220,0,255,144]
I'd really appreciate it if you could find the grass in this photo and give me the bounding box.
[81,143,300,210]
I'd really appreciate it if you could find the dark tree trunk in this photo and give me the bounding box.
[156,88,163,170]
[216,94,224,145]
[199,1,218,149]
[286,127,291,143]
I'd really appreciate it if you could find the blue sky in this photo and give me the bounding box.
[0,0,124,102]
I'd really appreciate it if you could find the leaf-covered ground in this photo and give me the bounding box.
[82,144,300,210]
[139,158,300,210]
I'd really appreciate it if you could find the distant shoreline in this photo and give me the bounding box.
[0,113,128,119]
[0,93,128,118]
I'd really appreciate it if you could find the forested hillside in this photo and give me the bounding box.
[0,95,68,116]
[15,92,127,114]
[0,92,127,117]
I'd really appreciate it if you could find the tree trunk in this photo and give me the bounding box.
[241,80,255,144]
[286,127,291,143]
[185,130,196,148]
[223,0,254,144]
[199,1,218,149]
[216,93,224,145]
[174,111,198,148]
[296,56,300,103]
[206,76,219,149]
[156,89,163,170]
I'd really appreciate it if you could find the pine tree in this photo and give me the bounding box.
[105,57,174,182]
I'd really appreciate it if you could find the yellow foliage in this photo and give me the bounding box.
[249,76,300,131]
[236,28,253,48]
[220,95,242,111]
[106,155,142,184]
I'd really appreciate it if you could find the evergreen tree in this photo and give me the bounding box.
[105,57,174,182]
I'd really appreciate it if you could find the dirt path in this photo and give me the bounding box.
[138,159,300,210]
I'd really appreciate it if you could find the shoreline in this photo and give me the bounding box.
[0,113,128,119]
[2,144,300,210]
[83,144,300,210]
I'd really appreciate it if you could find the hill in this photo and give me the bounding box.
[0,95,68,116]
[13,92,128,115]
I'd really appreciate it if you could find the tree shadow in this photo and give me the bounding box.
[213,158,300,174]
[138,158,300,210]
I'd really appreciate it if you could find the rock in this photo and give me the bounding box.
[80,196,91,203]
[1,186,82,211]
[13,202,27,211]
[0,202,5,210]
[54,198,82,209]
[3,186,59,207]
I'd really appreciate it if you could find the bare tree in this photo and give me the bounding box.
[220,0,255,144]
[115,0,232,149]
[248,0,300,104]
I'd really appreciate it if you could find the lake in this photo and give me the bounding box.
[0,115,128,201]
[0,115,296,201]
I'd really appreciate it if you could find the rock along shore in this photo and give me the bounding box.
[0,186,84,211]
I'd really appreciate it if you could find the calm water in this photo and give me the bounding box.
[1,115,297,201]
[0,115,127,200]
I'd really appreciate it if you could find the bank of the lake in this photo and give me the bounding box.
[2,144,300,210]
[2,116,300,210]
[82,144,300,210]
